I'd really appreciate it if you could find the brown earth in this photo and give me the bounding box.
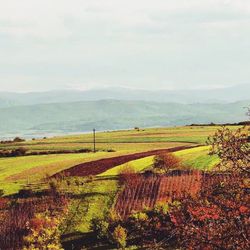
[53,145,198,177]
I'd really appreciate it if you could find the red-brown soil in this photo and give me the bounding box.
[53,145,197,177]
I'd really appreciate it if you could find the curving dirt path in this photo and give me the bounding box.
[53,145,199,177]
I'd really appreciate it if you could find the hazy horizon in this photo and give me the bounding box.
[1,0,250,92]
[0,83,248,94]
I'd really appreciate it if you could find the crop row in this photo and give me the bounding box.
[115,170,237,218]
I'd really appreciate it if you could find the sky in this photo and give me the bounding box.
[0,0,250,92]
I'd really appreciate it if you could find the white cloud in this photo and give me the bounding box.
[0,0,250,92]
[1,0,249,38]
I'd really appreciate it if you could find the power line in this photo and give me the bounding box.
[93,128,96,153]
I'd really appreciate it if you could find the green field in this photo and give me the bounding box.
[0,152,112,194]
[0,142,188,195]
[98,156,155,176]
[99,145,219,177]
[0,125,238,195]
[175,146,220,171]
[0,126,241,153]
[60,145,219,236]
[0,125,239,249]
[58,177,118,234]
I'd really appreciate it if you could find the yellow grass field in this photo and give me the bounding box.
[0,125,240,194]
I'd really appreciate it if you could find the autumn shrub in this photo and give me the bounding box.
[13,137,26,142]
[0,197,8,211]
[91,218,110,240]
[0,148,98,157]
[119,164,136,177]
[23,213,63,250]
[119,164,141,187]
[112,225,127,249]
[207,126,250,174]
[153,153,181,173]
[105,148,116,152]
[99,172,248,249]
[18,188,34,198]
[0,190,68,249]
[171,175,250,250]
[109,202,178,248]
[113,174,249,249]
[0,199,35,249]
[0,150,11,157]
[48,179,61,196]
[0,189,4,197]
[110,124,249,249]
[108,208,121,225]
[0,147,28,157]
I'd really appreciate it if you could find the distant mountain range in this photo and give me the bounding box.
[0,84,249,107]
[0,99,249,139]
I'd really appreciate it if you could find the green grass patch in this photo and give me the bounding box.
[99,146,220,176]
[98,156,154,177]
[1,125,242,153]
[61,178,118,233]
[174,146,220,171]
[0,125,234,194]
[0,152,116,195]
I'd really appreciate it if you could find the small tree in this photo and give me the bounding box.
[112,225,127,249]
[119,164,142,187]
[13,137,25,142]
[153,153,181,173]
[207,126,250,174]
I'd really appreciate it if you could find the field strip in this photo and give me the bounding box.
[54,145,200,177]
[98,155,155,177]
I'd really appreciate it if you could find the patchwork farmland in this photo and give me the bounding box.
[0,125,228,195]
[0,125,248,249]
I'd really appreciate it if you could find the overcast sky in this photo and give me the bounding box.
[0,0,250,92]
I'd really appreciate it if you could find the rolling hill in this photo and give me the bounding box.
[0,84,249,107]
[0,99,248,139]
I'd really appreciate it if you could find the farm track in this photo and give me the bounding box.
[54,145,199,177]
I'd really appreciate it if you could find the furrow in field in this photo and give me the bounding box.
[53,145,199,177]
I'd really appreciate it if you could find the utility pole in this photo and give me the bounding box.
[93,128,96,153]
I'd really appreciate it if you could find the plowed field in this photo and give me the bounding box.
[54,145,197,177]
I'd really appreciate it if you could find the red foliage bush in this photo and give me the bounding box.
[170,174,250,250]
[0,193,68,249]
[119,164,142,186]
[153,153,181,173]
[113,171,250,249]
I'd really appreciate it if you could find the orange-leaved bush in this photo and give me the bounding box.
[153,152,181,173]
[23,213,64,250]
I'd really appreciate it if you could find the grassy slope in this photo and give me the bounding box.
[66,146,219,236]
[0,143,187,194]
[98,156,154,176]
[0,125,234,194]
[61,178,118,234]
[175,146,220,171]
[0,126,225,246]
[1,126,240,152]
[0,152,120,194]
[99,146,220,177]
